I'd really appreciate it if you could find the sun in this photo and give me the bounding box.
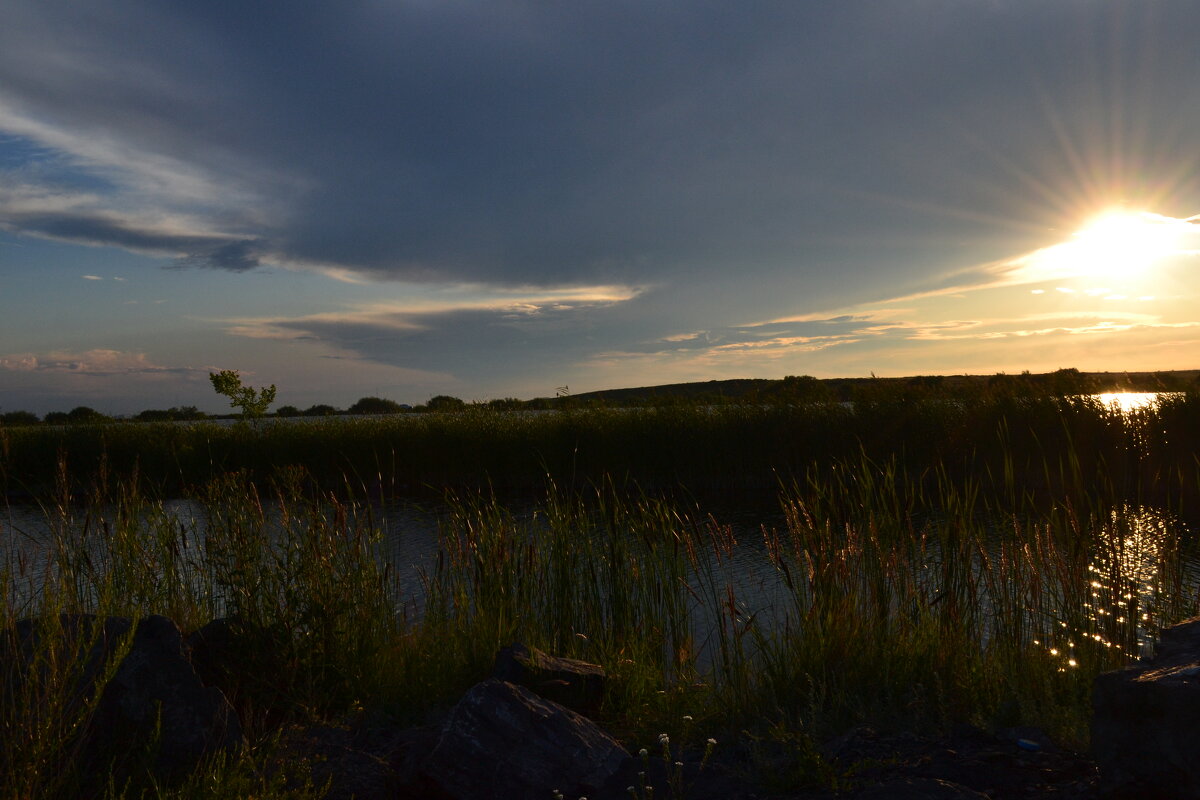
[1065,208,1185,284]
[1006,207,1193,291]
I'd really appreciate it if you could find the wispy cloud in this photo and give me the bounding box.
[223,284,646,341]
[0,349,200,376]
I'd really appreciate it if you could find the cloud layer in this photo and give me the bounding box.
[3,2,1200,412]
[0,349,199,376]
[4,2,1200,299]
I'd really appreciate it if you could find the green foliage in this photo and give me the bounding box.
[208,370,276,420]
[0,410,39,426]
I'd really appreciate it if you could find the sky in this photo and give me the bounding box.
[2,1,1200,415]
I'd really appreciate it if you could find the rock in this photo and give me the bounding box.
[95,615,244,778]
[5,613,134,718]
[423,678,628,800]
[186,615,307,727]
[1092,615,1200,798]
[492,641,607,715]
[185,616,241,688]
[4,614,243,782]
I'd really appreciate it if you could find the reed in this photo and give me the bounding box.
[1,393,1198,796]
[4,393,1197,505]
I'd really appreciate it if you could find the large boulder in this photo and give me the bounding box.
[1092,616,1200,798]
[423,678,628,800]
[4,614,243,781]
[185,615,295,718]
[492,641,607,714]
[96,614,244,777]
[6,613,134,718]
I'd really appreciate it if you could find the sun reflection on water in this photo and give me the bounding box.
[1037,505,1191,671]
[1093,392,1161,413]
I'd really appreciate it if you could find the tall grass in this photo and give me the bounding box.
[4,393,1198,504]
[1,395,1199,796]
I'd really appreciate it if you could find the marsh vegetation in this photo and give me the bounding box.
[1,390,1198,797]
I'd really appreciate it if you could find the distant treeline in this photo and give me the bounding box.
[4,368,1198,427]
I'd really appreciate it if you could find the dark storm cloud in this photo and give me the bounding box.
[3,1,1200,295]
[170,241,261,272]
[2,208,261,269]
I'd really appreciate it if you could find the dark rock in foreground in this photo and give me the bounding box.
[1092,615,1200,798]
[4,614,243,781]
[423,677,628,800]
[492,641,607,715]
[97,615,244,778]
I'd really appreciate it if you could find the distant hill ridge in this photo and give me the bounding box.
[561,368,1200,405]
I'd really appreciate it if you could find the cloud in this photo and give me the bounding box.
[218,284,652,386]
[169,239,261,272]
[0,349,200,376]
[82,274,102,280]
[2,207,261,269]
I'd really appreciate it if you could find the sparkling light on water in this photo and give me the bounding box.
[1093,392,1161,413]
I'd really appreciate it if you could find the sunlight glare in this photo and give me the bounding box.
[1003,208,1195,291]
[1068,209,1183,283]
[1094,392,1159,413]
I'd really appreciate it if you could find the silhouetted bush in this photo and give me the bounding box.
[303,404,340,417]
[348,396,406,415]
[426,395,466,412]
[0,410,39,426]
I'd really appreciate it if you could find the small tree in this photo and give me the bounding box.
[209,370,276,420]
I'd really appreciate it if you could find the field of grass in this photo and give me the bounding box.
[3,391,1199,502]
[1,392,1199,797]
